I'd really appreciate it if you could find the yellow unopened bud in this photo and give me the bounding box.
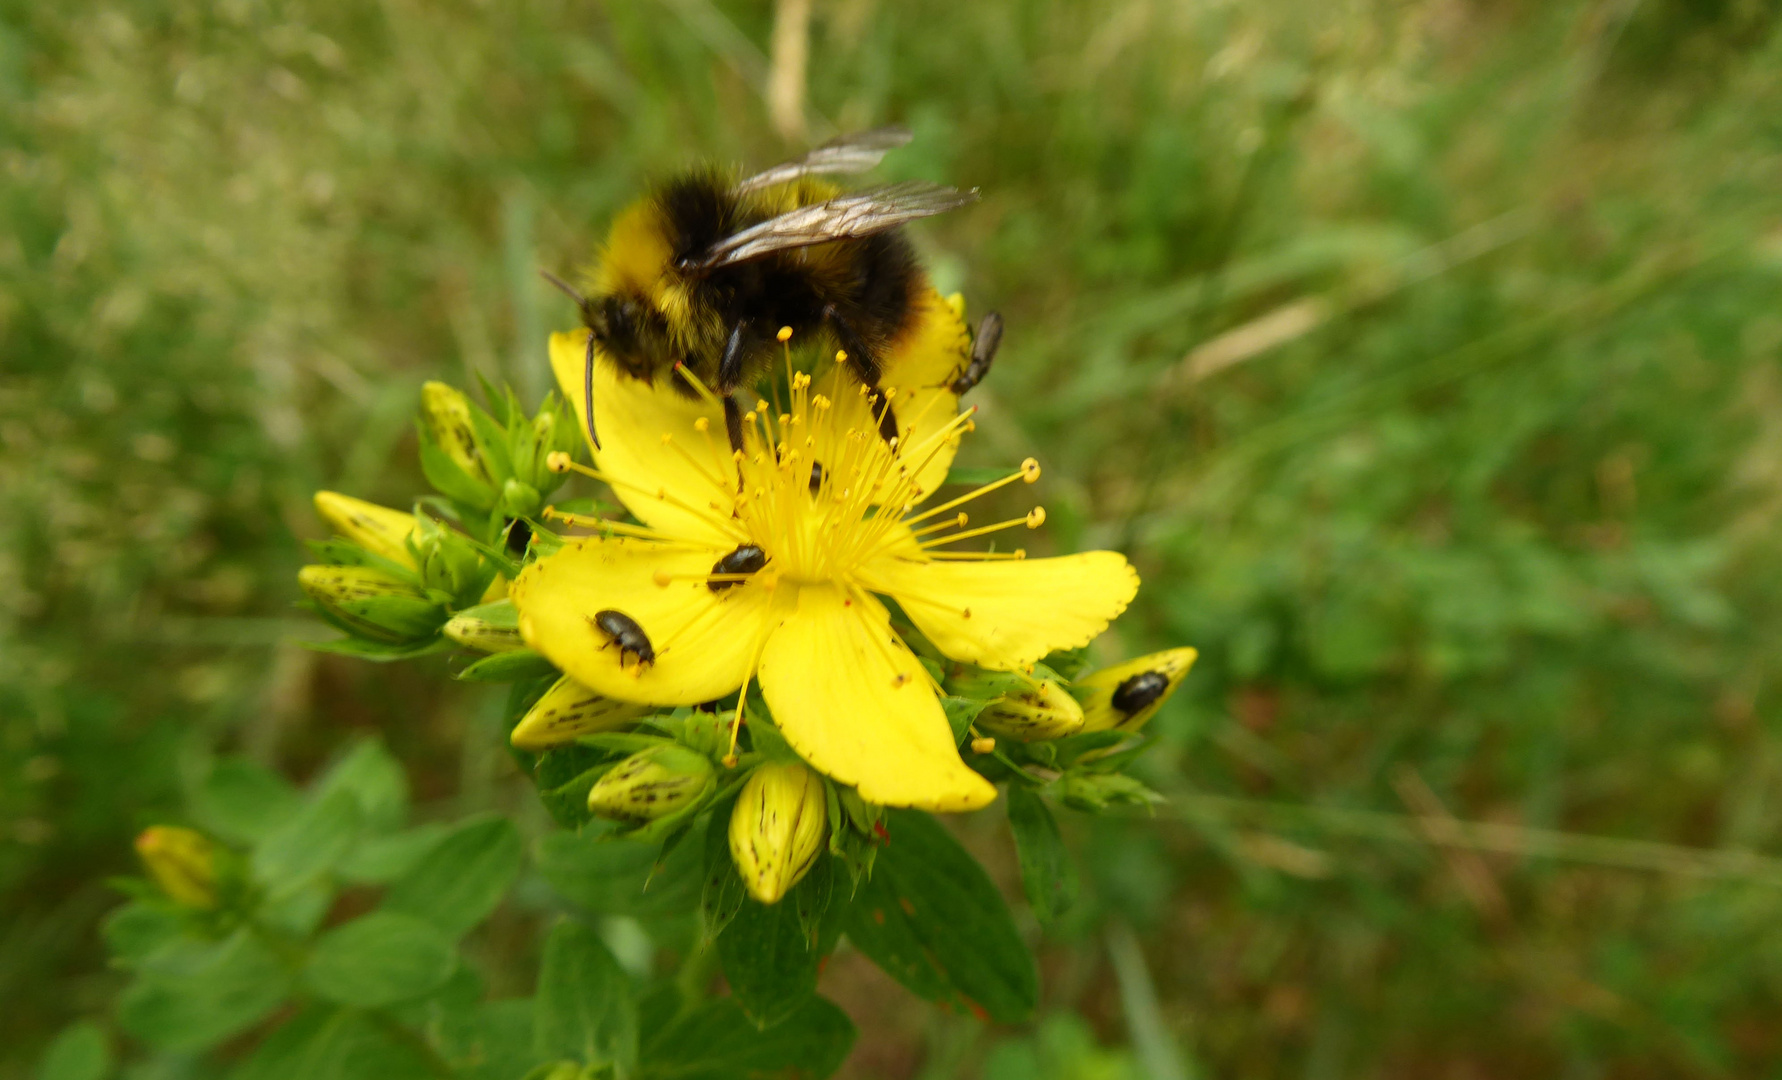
[587,745,715,824]
[297,565,443,642]
[442,612,524,653]
[313,491,419,568]
[1076,647,1199,733]
[729,762,827,905]
[510,675,652,751]
[135,826,218,909]
[976,678,1085,742]
[421,381,492,483]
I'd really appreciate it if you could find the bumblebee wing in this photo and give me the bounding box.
[734,126,913,193]
[682,181,978,271]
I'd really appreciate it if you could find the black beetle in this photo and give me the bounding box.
[707,544,768,593]
[1111,670,1169,717]
[591,609,654,667]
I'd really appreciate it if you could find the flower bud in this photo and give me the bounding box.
[443,613,524,653]
[510,675,651,751]
[297,565,446,642]
[975,677,1085,742]
[134,826,218,909]
[729,762,828,905]
[1076,647,1198,733]
[420,381,493,484]
[500,477,543,520]
[586,745,715,824]
[312,491,419,569]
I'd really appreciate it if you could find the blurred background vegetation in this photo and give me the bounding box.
[7,0,1782,1075]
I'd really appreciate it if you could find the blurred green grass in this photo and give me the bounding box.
[6,0,1782,1075]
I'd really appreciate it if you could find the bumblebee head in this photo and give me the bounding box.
[589,292,673,384]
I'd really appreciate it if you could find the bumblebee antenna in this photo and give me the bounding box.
[582,330,600,451]
[539,269,587,307]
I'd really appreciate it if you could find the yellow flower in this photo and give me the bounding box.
[511,302,1138,812]
[729,761,828,904]
[1077,647,1199,732]
[135,825,218,909]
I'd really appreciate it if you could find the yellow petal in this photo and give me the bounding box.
[805,287,969,504]
[549,329,738,545]
[861,550,1140,670]
[756,585,995,812]
[511,536,776,706]
[1077,646,1198,733]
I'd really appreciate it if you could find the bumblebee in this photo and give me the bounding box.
[548,128,1000,453]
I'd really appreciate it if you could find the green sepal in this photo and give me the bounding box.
[456,648,558,682]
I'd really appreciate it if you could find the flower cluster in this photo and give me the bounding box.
[297,292,1195,905]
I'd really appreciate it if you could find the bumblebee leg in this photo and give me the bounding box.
[950,311,1003,396]
[823,305,900,444]
[718,321,755,393]
[723,395,747,458]
[582,330,601,450]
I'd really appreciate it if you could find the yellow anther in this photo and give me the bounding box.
[541,504,555,519]
[883,386,897,400]
[1015,548,1027,558]
[955,512,969,527]
[546,450,573,473]
[1026,507,1046,529]
[1021,457,1041,483]
[777,326,794,342]
[653,570,672,586]
[971,737,996,754]
[836,349,848,363]
[745,411,757,424]
[756,399,770,413]
[779,414,791,426]
[722,752,740,768]
[813,394,831,410]
[694,417,710,433]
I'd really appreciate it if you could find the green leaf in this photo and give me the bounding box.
[942,696,989,745]
[118,928,289,1052]
[456,648,559,682]
[37,1021,109,1080]
[716,889,820,1029]
[252,788,362,894]
[229,1007,439,1080]
[1005,787,1079,925]
[534,830,702,917]
[101,902,184,966]
[534,919,637,1071]
[842,809,1038,1024]
[700,798,747,942]
[383,815,523,938]
[312,739,410,831]
[305,912,458,1007]
[639,995,856,1080]
[191,758,302,844]
[335,823,450,885]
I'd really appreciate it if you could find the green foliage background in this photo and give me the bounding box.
[7,0,1782,1075]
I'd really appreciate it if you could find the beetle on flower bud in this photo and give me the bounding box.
[586,744,715,824]
[1076,647,1199,732]
[135,826,219,910]
[729,762,828,904]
